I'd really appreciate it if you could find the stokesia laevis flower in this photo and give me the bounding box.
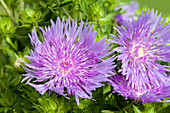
[22,17,115,105]
[109,74,170,103]
[109,9,170,101]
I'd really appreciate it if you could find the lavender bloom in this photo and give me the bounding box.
[110,9,170,96]
[22,17,115,105]
[109,74,170,103]
[115,1,139,25]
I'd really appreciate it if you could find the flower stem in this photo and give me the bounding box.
[18,0,24,17]
[0,42,1,70]
[0,0,17,25]
[56,0,72,20]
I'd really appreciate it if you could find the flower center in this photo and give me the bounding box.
[136,92,143,97]
[135,90,148,97]
[58,60,73,76]
[137,47,145,58]
[130,43,145,60]
[60,61,72,69]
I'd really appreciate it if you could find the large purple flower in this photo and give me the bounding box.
[22,17,115,105]
[110,9,170,95]
[109,74,170,103]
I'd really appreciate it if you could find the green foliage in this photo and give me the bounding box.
[0,0,169,112]
[21,7,42,24]
[0,16,14,37]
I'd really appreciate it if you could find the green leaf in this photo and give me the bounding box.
[32,105,44,113]
[0,107,8,112]
[6,37,17,50]
[60,0,73,7]
[102,104,120,111]
[21,7,42,23]
[0,16,13,36]
[124,110,128,113]
[133,105,142,113]
[147,106,155,113]
[101,110,114,113]
[49,98,57,110]
[157,105,170,113]
[86,0,98,4]
[33,95,58,112]
[98,9,121,24]
[1,48,17,60]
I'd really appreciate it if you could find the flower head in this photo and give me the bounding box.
[109,74,170,103]
[22,17,115,105]
[111,9,170,92]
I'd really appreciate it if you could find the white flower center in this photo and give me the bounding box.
[138,47,145,57]
[136,92,143,97]
[58,59,73,77]
[130,43,145,59]
[135,90,148,97]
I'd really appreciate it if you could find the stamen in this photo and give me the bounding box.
[138,47,145,57]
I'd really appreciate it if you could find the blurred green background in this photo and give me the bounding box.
[122,0,170,16]
[1,0,170,16]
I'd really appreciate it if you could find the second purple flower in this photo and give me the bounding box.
[110,9,170,102]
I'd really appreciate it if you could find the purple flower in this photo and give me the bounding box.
[115,1,139,25]
[110,9,170,99]
[109,74,170,103]
[22,17,115,105]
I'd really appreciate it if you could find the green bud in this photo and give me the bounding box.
[14,57,26,73]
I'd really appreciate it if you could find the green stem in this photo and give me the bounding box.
[97,20,104,33]
[56,0,72,20]
[0,0,10,15]
[0,0,17,25]
[113,19,117,35]
[18,0,24,18]
[0,39,2,71]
